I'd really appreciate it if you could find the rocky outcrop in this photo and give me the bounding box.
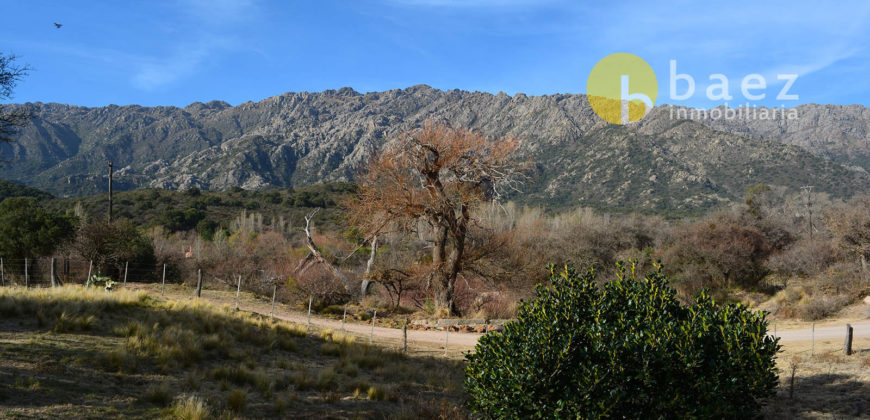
[2,86,868,211]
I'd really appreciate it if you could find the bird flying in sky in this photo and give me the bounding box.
[54,22,62,28]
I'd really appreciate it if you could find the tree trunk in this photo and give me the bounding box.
[360,236,378,298]
[861,254,868,283]
[432,225,447,265]
[297,209,353,293]
[435,286,457,316]
[434,207,468,316]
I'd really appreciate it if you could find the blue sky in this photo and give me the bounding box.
[3,0,870,108]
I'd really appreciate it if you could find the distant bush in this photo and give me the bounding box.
[160,208,204,232]
[797,294,850,321]
[765,238,839,278]
[664,212,782,294]
[195,219,218,240]
[465,263,780,419]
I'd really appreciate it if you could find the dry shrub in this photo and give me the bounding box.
[766,238,839,277]
[468,290,518,319]
[796,295,850,321]
[292,264,352,309]
[663,212,778,292]
[537,209,664,279]
[814,261,867,298]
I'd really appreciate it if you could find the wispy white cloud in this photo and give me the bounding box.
[132,44,216,91]
[126,0,259,90]
[763,48,859,82]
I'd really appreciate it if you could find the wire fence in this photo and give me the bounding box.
[0,256,471,358]
[3,257,865,358]
[0,257,165,288]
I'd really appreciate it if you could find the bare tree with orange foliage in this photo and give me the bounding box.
[347,122,523,315]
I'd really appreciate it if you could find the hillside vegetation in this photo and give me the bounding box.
[45,182,355,235]
[2,177,868,324]
[0,178,52,202]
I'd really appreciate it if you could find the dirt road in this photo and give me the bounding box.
[129,283,869,353]
[131,283,481,352]
[771,321,870,342]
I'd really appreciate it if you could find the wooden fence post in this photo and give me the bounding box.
[270,283,277,319]
[123,261,128,285]
[195,269,202,298]
[160,264,166,296]
[403,319,408,353]
[811,323,815,356]
[307,295,312,332]
[50,258,58,288]
[86,260,93,286]
[235,275,241,310]
[370,310,376,345]
[0,258,4,286]
[444,323,449,356]
[24,258,28,288]
[341,303,347,332]
[845,324,854,356]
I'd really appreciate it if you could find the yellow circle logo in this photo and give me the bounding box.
[587,53,658,124]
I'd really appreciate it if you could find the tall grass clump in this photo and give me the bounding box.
[169,395,210,420]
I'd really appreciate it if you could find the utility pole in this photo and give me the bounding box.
[108,161,114,223]
[801,186,813,239]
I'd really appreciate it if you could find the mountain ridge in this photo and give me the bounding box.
[2,85,868,211]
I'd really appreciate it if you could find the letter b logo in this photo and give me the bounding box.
[587,53,658,124]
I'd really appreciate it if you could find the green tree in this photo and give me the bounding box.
[465,263,780,419]
[0,197,76,259]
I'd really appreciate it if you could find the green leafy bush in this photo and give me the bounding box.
[465,263,780,419]
[0,197,76,259]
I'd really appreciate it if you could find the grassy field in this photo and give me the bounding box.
[4,285,870,419]
[0,286,466,419]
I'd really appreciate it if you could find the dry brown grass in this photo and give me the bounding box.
[764,340,870,419]
[14,284,867,418]
[0,285,467,418]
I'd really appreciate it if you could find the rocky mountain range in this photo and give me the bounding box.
[2,85,869,212]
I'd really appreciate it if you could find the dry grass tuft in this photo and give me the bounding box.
[226,388,247,413]
[140,382,172,406]
[170,395,210,420]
